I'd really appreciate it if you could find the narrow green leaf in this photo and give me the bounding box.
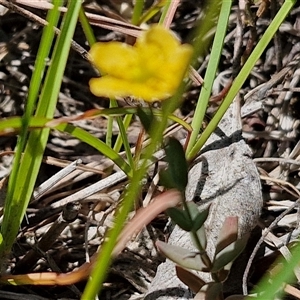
[211,234,249,272]
[0,107,192,134]
[0,0,82,261]
[188,203,210,232]
[187,0,232,155]
[0,116,133,178]
[215,216,239,254]
[137,106,154,133]
[167,207,193,232]
[131,0,144,25]
[187,0,297,160]
[191,224,207,251]
[56,123,132,177]
[164,137,188,192]
[79,6,96,46]
[156,240,209,272]
[0,0,62,260]
[109,100,134,169]
[113,114,133,154]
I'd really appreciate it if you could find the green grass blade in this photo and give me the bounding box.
[0,0,82,260]
[0,115,132,177]
[109,99,134,169]
[56,123,133,177]
[79,6,96,47]
[0,0,62,260]
[132,0,144,25]
[114,114,134,169]
[3,0,61,230]
[105,99,134,169]
[158,0,171,24]
[36,3,81,117]
[250,241,300,299]
[113,114,133,154]
[0,107,192,134]
[186,0,232,155]
[106,99,117,149]
[190,1,222,67]
[186,0,296,160]
[106,111,114,148]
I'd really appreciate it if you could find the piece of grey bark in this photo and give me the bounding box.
[144,101,263,299]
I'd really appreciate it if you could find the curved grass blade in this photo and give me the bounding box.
[187,0,296,160]
[0,0,82,261]
[186,0,232,155]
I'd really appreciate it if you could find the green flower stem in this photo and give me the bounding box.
[106,107,114,148]
[82,67,187,300]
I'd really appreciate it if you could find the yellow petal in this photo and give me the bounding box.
[136,25,180,74]
[136,25,180,57]
[90,42,144,80]
[89,76,171,102]
[162,45,194,88]
[137,25,193,91]
[88,24,193,101]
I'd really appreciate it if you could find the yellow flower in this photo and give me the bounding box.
[89,25,193,102]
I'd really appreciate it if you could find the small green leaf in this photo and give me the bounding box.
[185,201,199,219]
[191,224,207,250]
[137,106,154,133]
[215,216,239,254]
[164,137,188,192]
[167,203,209,233]
[188,203,210,231]
[167,207,193,231]
[211,233,249,272]
[156,240,209,271]
[159,169,178,190]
